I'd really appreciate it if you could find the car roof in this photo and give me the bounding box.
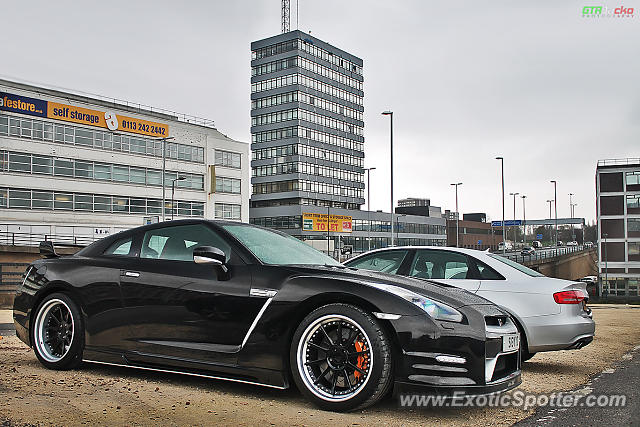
[347,246,491,260]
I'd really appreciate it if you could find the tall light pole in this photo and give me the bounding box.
[451,182,462,247]
[382,111,394,246]
[171,176,186,220]
[365,167,376,251]
[159,136,175,222]
[496,157,505,254]
[546,199,554,245]
[568,193,575,217]
[509,192,519,245]
[551,180,558,246]
[521,195,527,245]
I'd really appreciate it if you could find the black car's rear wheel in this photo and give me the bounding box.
[32,292,84,370]
[291,304,393,411]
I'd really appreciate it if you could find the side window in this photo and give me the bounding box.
[140,224,231,262]
[348,250,408,274]
[409,250,471,280]
[103,236,133,256]
[475,259,505,280]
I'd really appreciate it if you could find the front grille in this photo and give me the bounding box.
[485,315,509,327]
[484,315,520,384]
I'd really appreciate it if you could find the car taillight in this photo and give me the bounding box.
[553,290,586,304]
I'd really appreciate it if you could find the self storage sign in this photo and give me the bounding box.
[0,92,47,118]
[0,91,168,137]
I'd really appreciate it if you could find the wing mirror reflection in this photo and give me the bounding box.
[193,246,227,270]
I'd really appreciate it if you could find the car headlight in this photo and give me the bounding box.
[367,282,464,323]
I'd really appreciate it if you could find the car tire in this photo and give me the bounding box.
[32,292,84,370]
[290,303,393,412]
[513,322,535,362]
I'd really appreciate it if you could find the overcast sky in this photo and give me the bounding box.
[2,1,638,223]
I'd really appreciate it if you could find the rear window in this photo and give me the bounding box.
[103,236,133,257]
[488,254,545,277]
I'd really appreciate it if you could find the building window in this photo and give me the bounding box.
[215,176,241,194]
[628,218,640,238]
[0,187,205,217]
[215,203,241,220]
[214,150,241,169]
[0,149,204,190]
[629,242,640,261]
[599,172,623,193]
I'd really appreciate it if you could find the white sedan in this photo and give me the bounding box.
[345,246,595,361]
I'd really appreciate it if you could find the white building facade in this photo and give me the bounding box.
[0,79,249,246]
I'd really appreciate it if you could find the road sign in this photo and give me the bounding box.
[477,240,482,245]
[536,234,543,240]
[491,220,522,227]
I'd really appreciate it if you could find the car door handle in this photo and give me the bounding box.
[122,271,140,278]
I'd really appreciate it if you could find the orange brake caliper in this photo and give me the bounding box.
[353,340,368,380]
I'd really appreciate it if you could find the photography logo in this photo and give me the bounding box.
[582,5,635,17]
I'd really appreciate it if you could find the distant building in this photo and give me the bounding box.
[249,32,446,255]
[443,209,459,221]
[463,213,487,223]
[596,159,640,299]
[446,213,503,251]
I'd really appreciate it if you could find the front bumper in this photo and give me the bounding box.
[388,304,522,397]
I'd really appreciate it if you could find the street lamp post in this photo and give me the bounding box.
[521,195,527,245]
[509,192,519,245]
[365,167,377,251]
[450,182,462,247]
[568,193,574,217]
[170,176,186,220]
[382,111,394,246]
[551,180,558,246]
[160,136,175,221]
[495,157,505,254]
[546,199,554,245]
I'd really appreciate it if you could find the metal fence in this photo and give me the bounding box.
[0,263,29,292]
[500,245,591,265]
[0,230,99,247]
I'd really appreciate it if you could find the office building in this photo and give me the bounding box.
[250,32,445,254]
[596,158,640,299]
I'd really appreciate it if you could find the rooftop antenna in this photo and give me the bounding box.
[281,0,290,33]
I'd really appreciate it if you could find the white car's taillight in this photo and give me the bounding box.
[553,290,586,304]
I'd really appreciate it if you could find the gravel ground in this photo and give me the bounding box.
[1,306,639,427]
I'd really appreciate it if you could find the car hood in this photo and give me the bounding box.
[284,264,495,309]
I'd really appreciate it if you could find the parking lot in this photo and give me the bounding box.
[1,305,639,427]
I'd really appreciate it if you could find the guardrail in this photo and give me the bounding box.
[0,262,29,292]
[0,231,94,247]
[498,245,592,265]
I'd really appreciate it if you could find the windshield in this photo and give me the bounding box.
[222,224,341,266]
[488,254,546,277]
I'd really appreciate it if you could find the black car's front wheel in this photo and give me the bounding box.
[290,303,393,411]
[32,292,84,370]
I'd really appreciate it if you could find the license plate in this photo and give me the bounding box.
[503,334,519,353]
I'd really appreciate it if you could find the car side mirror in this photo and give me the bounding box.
[193,246,226,266]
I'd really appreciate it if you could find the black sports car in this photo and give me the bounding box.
[14,220,521,411]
